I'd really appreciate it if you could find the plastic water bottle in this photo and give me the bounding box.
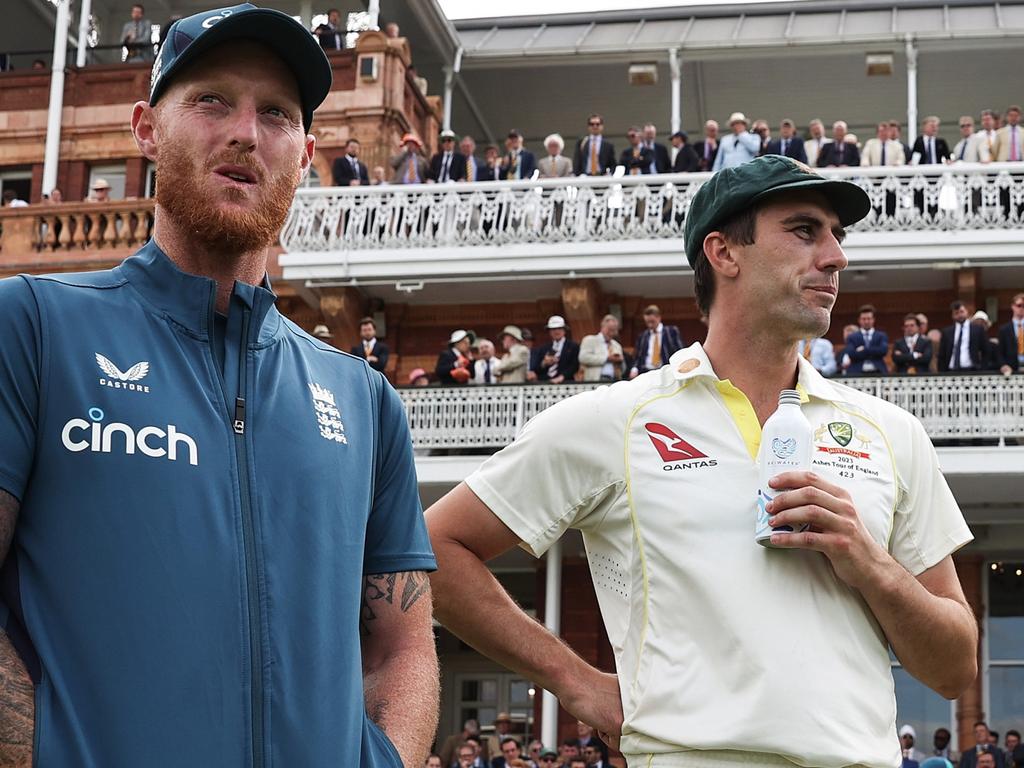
[755,389,813,548]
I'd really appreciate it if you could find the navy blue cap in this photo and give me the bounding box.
[150,4,332,131]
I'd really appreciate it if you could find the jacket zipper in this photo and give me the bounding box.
[232,306,264,768]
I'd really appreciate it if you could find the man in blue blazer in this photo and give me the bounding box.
[629,304,684,377]
[573,114,616,175]
[843,304,889,375]
[765,119,808,164]
[499,130,537,180]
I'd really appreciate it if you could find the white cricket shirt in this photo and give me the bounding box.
[466,344,971,768]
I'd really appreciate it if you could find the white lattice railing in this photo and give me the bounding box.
[282,162,1024,252]
[398,374,1024,449]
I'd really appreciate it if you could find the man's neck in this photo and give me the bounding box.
[703,316,802,426]
[153,212,268,314]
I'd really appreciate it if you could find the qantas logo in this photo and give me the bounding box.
[645,423,718,470]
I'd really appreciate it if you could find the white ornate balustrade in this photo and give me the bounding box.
[398,374,1024,450]
[282,162,1024,255]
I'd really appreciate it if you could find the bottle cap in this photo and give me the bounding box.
[778,389,801,406]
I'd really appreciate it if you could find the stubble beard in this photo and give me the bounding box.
[155,134,301,258]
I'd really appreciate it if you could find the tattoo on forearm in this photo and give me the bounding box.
[360,571,430,636]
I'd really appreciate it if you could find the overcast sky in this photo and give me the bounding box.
[437,0,797,20]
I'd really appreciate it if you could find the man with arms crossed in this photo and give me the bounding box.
[0,5,436,765]
[427,156,976,768]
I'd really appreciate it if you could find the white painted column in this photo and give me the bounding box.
[540,538,562,749]
[905,35,918,146]
[42,0,70,196]
[299,0,313,30]
[367,0,380,30]
[669,47,681,135]
[442,48,463,133]
[75,0,92,67]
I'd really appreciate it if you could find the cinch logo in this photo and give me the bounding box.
[61,407,199,466]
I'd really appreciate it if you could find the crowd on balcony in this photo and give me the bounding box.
[331,106,1024,188]
[425,716,1022,768]
[348,294,1024,387]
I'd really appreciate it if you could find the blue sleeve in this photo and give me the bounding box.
[363,374,436,574]
[0,276,41,502]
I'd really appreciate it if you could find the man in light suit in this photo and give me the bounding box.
[495,325,531,383]
[642,123,671,174]
[629,304,684,377]
[332,138,370,186]
[804,118,832,167]
[938,301,988,372]
[349,316,389,374]
[573,114,615,176]
[390,133,429,183]
[990,105,1023,162]
[952,116,984,163]
[888,120,913,164]
[765,119,808,163]
[817,121,860,167]
[499,130,537,180]
[861,122,906,167]
[911,116,950,164]
[997,292,1024,375]
[843,304,889,375]
[538,134,573,178]
[579,315,626,382]
[973,110,998,163]
[712,113,761,171]
[892,314,933,374]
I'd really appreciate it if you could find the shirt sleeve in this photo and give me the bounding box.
[0,277,41,503]
[465,387,626,557]
[363,374,436,574]
[889,414,973,575]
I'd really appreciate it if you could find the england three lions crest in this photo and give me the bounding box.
[308,382,347,444]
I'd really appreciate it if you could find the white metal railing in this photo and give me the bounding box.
[282,162,1024,252]
[398,374,1024,449]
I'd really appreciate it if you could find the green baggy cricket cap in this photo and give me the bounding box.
[149,3,333,132]
[683,154,871,268]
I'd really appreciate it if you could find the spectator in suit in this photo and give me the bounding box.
[1004,732,1020,762]
[889,120,913,164]
[582,745,606,768]
[797,337,837,377]
[694,119,719,172]
[458,136,480,182]
[574,114,616,176]
[439,717,481,765]
[332,138,369,186]
[436,329,474,385]
[843,304,889,374]
[539,134,573,178]
[558,740,580,766]
[997,292,1024,375]
[532,315,579,383]
[430,129,467,183]
[932,727,957,763]
[469,339,500,384]
[500,130,537,181]
[892,314,933,374]
[991,105,1023,162]
[974,110,998,163]
[485,717,515,768]
[766,118,808,163]
[426,755,443,768]
[712,113,761,171]
[804,118,832,167]
[526,741,543,768]
[862,122,906,167]
[972,311,1001,370]
[493,738,528,768]
[349,316,389,373]
[818,121,860,167]
[911,116,950,165]
[576,722,609,765]
[621,126,655,175]
[960,722,1005,768]
[390,133,429,184]
[121,4,154,62]
[642,123,671,174]
[314,8,343,50]
[951,116,983,163]
[629,304,684,377]
[752,118,771,156]
[579,314,626,381]
[478,145,502,182]
[464,736,489,768]
[670,131,699,173]
[939,301,988,372]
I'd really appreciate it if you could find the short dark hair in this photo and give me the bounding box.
[643,304,662,317]
[132,3,144,11]
[952,300,967,311]
[426,755,442,765]
[346,138,360,146]
[975,721,989,729]
[693,205,758,317]
[1007,729,1021,739]
[588,113,603,123]
[359,316,376,328]
[859,304,876,316]
[1007,105,1021,114]
[501,737,520,749]
[903,313,919,324]
[561,738,578,748]
[671,131,687,142]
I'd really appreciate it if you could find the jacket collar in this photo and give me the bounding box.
[116,239,281,342]
[669,342,840,403]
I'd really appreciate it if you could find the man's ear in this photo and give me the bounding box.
[131,101,159,162]
[702,231,740,278]
[299,133,316,179]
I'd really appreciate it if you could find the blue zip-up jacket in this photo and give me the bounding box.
[0,241,436,767]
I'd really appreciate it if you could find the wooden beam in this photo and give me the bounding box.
[319,286,365,352]
[560,278,602,338]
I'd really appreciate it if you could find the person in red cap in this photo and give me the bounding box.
[391,133,429,184]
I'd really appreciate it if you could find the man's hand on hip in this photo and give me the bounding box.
[560,670,624,751]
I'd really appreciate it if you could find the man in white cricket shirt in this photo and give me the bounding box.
[425,156,977,768]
